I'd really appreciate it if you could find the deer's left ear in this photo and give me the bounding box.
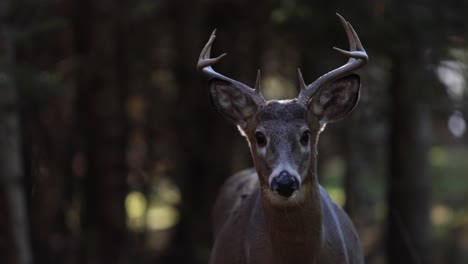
[308,74,360,123]
[209,78,260,128]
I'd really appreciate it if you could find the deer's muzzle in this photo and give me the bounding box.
[270,170,300,197]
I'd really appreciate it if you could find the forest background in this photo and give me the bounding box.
[1,0,468,263]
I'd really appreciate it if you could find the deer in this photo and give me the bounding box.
[197,14,368,264]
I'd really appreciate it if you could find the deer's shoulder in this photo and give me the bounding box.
[212,168,259,236]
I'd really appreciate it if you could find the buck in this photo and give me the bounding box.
[198,14,368,264]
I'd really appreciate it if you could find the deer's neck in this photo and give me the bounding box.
[259,167,322,263]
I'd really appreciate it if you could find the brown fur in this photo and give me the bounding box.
[201,16,367,263]
[209,100,363,264]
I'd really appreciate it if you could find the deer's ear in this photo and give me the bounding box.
[209,78,259,128]
[308,74,360,123]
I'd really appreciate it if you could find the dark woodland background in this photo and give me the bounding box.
[1,0,468,263]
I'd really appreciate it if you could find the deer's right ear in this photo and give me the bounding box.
[307,74,360,123]
[209,78,259,128]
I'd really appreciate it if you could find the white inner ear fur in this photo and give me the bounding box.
[313,104,323,115]
[233,92,246,106]
[338,91,350,104]
[241,105,255,117]
[218,91,232,109]
[319,92,332,105]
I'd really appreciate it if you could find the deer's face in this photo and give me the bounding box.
[208,75,360,204]
[246,101,315,200]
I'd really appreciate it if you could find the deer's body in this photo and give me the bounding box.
[211,168,363,264]
[198,14,368,264]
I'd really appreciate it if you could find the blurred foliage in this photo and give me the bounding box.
[431,147,468,202]
[0,0,468,263]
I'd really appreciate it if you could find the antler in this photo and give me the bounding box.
[197,29,265,106]
[296,14,368,106]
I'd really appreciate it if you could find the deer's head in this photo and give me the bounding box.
[198,14,368,206]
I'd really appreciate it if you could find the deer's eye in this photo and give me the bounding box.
[255,131,267,147]
[300,130,310,146]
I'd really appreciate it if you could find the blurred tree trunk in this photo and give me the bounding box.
[0,26,33,264]
[342,115,367,220]
[166,1,202,262]
[385,2,433,264]
[27,21,73,264]
[5,0,79,262]
[387,53,432,264]
[72,0,129,262]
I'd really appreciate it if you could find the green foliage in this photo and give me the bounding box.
[431,146,468,202]
[270,2,312,25]
[10,18,67,40]
[13,67,64,97]
[130,0,161,20]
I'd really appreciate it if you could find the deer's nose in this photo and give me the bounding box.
[271,171,299,197]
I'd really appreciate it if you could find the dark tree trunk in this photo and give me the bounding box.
[0,25,33,264]
[72,0,129,262]
[387,54,432,264]
[385,1,433,262]
[166,2,203,262]
[342,115,367,220]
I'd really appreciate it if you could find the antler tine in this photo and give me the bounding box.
[197,30,265,105]
[197,30,227,71]
[254,69,262,94]
[297,14,368,106]
[337,14,356,54]
[332,21,367,61]
[348,22,366,55]
[297,68,307,92]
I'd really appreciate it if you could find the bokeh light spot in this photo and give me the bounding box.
[146,205,180,231]
[448,111,466,138]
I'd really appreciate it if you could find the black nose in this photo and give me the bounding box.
[270,171,299,197]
